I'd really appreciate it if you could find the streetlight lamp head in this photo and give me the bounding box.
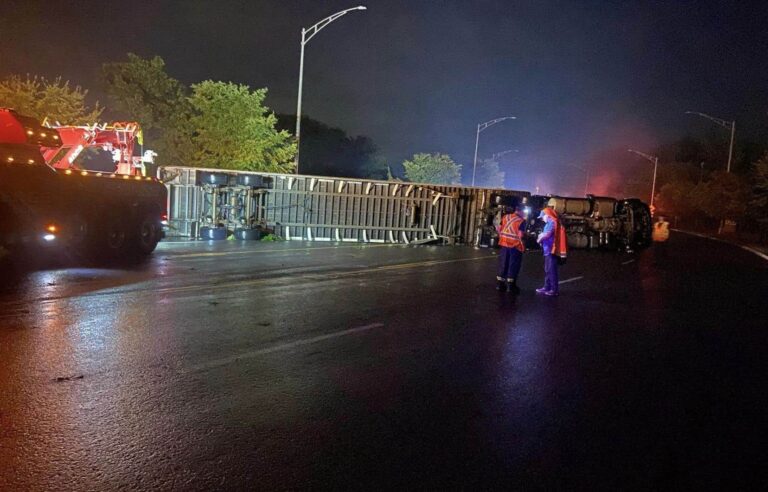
[356,5,367,9]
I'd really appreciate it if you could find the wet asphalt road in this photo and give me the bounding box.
[1,233,767,490]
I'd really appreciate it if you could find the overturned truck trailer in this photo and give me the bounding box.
[159,166,528,245]
[160,166,651,251]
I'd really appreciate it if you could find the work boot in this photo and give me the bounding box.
[496,280,506,291]
[535,287,548,294]
[507,280,520,294]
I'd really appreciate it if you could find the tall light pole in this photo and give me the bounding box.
[628,149,659,212]
[568,163,591,196]
[295,5,367,173]
[685,111,735,173]
[472,116,516,186]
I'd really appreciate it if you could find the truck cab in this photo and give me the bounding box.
[1,109,167,265]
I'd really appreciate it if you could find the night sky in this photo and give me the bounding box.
[2,0,767,195]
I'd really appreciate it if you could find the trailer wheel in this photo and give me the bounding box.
[136,215,161,255]
[234,227,261,240]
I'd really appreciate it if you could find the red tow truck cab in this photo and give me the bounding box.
[0,108,167,263]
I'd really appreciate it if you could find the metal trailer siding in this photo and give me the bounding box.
[159,166,528,245]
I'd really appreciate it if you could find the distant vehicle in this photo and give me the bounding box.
[479,193,652,251]
[0,108,167,265]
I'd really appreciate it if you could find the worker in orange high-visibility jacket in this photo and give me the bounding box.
[652,216,670,264]
[652,216,670,242]
[535,207,568,296]
[495,203,526,293]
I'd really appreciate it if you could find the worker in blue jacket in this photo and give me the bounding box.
[536,207,567,296]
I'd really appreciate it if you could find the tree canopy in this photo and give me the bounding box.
[102,54,188,130]
[190,81,295,172]
[474,158,505,188]
[751,153,768,216]
[102,53,294,171]
[276,115,387,179]
[0,74,102,124]
[402,153,461,185]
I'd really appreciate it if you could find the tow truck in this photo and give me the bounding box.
[0,108,167,265]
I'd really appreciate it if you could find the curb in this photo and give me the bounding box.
[673,229,768,262]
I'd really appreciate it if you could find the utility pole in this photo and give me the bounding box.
[628,149,659,212]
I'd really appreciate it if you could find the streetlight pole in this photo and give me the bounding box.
[628,149,659,212]
[685,111,736,173]
[295,5,367,174]
[472,116,516,186]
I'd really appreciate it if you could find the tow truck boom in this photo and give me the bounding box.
[41,121,155,175]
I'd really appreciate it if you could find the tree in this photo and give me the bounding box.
[276,115,387,179]
[656,177,697,219]
[103,54,192,166]
[474,158,505,188]
[402,153,461,185]
[750,153,768,216]
[189,81,295,172]
[103,54,294,171]
[692,170,751,223]
[102,54,187,130]
[0,74,102,124]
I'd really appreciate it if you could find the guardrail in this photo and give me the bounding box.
[159,166,528,245]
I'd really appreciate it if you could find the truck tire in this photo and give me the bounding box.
[0,201,21,266]
[136,214,161,255]
[234,227,261,240]
[105,222,128,252]
[199,226,227,240]
[95,212,130,258]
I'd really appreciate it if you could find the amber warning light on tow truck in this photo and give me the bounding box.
[43,224,58,242]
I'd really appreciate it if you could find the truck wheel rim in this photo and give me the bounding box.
[139,222,155,245]
[107,229,125,248]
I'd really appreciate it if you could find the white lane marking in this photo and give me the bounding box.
[673,229,768,262]
[622,259,636,265]
[558,276,583,285]
[182,323,385,374]
[740,245,768,262]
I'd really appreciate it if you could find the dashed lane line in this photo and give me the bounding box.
[558,276,584,285]
[181,323,386,375]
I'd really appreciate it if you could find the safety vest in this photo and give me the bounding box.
[653,222,670,242]
[498,214,525,251]
[552,219,568,258]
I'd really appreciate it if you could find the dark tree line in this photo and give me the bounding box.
[276,115,388,180]
[653,135,768,233]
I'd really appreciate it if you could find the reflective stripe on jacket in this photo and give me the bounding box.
[498,214,525,251]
